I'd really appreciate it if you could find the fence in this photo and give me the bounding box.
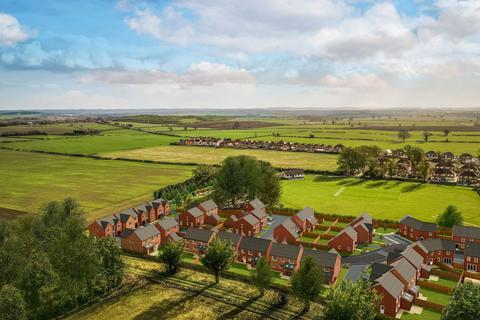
[431,268,462,281]
[417,280,453,295]
[414,298,445,313]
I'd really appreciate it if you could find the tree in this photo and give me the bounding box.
[422,131,432,142]
[398,130,411,142]
[290,256,323,311]
[444,129,450,136]
[321,280,379,320]
[437,205,463,228]
[257,161,281,207]
[159,240,184,275]
[95,237,124,289]
[251,257,272,295]
[232,121,241,129]
[337,147,367,176]
[0,285,27,320]
[417,160,431,182]
[201,239,235,283]
[442,282,480,320]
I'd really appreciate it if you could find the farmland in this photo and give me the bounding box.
[0,149,193,221]
[281,175,480,225]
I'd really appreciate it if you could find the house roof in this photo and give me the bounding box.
[301,248,339,268]
[282,219,300,239]
[419,239,456,252]
[217,230,242,246]
[151,198,166,209]
[98,215,117,229]
[239,213,258,226]
[373,271,404,299]
[391,257,417,283]
[399,215,436,232]
[465,242,480,257]
[199,199,217,211]
[184,228,215,242]
[370,262,393,281]
[187,207,205,218]
[169,233,181,242]
[453,225,480,239]
[248,198,265,210]
[118,208,138,222]
[123,224,160,241]
[239,236,271,253]
[271,243,302,260]
[400,246,424,269]
[282,169,304,176]
[335,225,357,241]
[294,207,317,225]
[156,217,178,230]
[250,207,267,220]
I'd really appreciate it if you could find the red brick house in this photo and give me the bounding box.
[152,198,170,217]
[399,215,436,241]
[197,199,221,226]
[120,224,161,255]
[291,207,318,233]
[414,239,456,265]
[133,206,148,226]
[349,213,373,244]
[88,215,122,238]
[223,211,246,229]
[237,236,272,267]
[155,217,180,244]
[273,219,300,244]
[301,248,341,284]
[245,198,268,228]
[371,269,408,317]
[390,257,419,299]
[144,203,158,223]
[117,208,138,230]
[328,226,357,253]
[232,213,261,236]
[464,242,480,272]
[270,243,303,276]
[249,208,268,228]
[184,228,216,256]
[217,230,243,251]
[179,207,205,227]
[452,225,480,249]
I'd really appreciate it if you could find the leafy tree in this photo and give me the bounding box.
[321,280,379,320]
[398,130,411,142]
[251,257,272,295]
[423,131,432,142]
[0,285,27,320]
[232,121,241,129]
[444,129,450,136]
[337,147,367,176]
[385,158,396,178]
[257,161,281,207]
[291,256,323,311]
[437,205,463,228]
[442,282,480,320]
[201,239,235,283]
[159,240,184,275]
[417,160,431,182]
[95,237,124,289]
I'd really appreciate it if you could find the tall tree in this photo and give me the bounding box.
[398,130,411,142]
[159,240,184,275]
[437,205,463,228]
[257,161,281,207]
[422,131,432,142]
[337,147,366,176]
[251,257,272,295]
[443,129,450,136]
[417,160,431,182]
[0,285,27,320]
[95,237,124,289]
[291,256,323,311]
[442,282,480,320]
[321,280,379,320]
[201,239,235,283]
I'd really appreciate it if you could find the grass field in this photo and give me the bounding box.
[400,309,442,320]
[0,150,193,221]
[281,175,480,225]
[0,122,119,134]
[103,145,339,171]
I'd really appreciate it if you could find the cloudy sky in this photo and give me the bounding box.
[0,0,479,109]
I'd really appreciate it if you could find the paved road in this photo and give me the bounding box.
[342,243,408,265]
[383,233,412,245]
[260,214,291,240]
[345,264,367,281]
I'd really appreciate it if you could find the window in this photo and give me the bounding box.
[475,258,479,263]
[380,305,385,314]
[447,251,450,256]
[467,256,471,262]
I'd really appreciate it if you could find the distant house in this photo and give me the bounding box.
[452,225,480,249]
[273,219,300,244]
[184,228,216,256]
[328,226,357,253]
[155,217,180,244]
[464,242,480,272]
[237,236,272,267]
[399,215,436,241]
[430,162,457,183]
[348,213,373,244]
[270,243,303,276]
[179,207,205,227]
[117,208,138,230]
[245,198,266,215]
[281,169,305,180]
[223,212,243,229]
[88,215,122,238]
[217,230,243,251]
[249,208,268,228]
[395,158,412,178]
[458,163,479,186]
[198,199,219,219]
[144,203,158,223]
[425,151,438,161]
[459,153,474,164]
[232,213,261,236]
[121,224,161,255]
[133,206,148,226]
[301,248,341,284]
[291,207,318,233]
[415,239,456,265]
[371,267,409,317]
[151,198,170,217]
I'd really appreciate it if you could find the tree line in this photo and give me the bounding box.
[0,198,123,320]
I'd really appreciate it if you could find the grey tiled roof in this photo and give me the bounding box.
[400,215,436,232]
[217,230,242,246]
[419,239,456,252]
[187,207,204,218]
[250,208,267,219]
[199,199,217,211]
[301,248,339,268]
[465,242,480,257]
[391,257,416,283]
[118,208,138,222]
[295,207,314,221]
[248,198,265,210]
[336,225,357,240]
[400,246,424,269]
[98,215,117,229]
[156,217,178,230]
[370,262,393,281]
[133,224,160,241]
[280,219,299,239]
[271,243,302,260]
[373,271,404,299]
[239,236,271,253]
[453,225,480,239]
[184,228,215,242]
[242,213,260,226]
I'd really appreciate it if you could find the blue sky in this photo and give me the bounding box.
[0,0,479,109]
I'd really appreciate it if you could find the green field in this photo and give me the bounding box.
[0,149,193,221]
[0,122,119,134]
[400,309,442,320]
[281,175,480,225]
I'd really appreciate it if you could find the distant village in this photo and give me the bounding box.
[89,197,480,318]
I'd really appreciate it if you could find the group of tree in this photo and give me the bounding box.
[442,282,480,320]
[337,144,431,181]
[437,205,463,228]
[0,198,124,320]
[213,155,281,208]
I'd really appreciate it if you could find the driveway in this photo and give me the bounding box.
[383,233,412,245]
[345,264,367,281]
[342,244,408,265]
[260,214,291,240]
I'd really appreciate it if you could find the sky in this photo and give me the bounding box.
[0,0,479,110]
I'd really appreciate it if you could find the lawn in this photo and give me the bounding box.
[400,308,442,320]
[0,149,194,221]
[300,235,317,243]
[0,122,119,134]
[420,287,452,306]
[424,276,459,289]
[281,175,480,225]
[103,145,339,171]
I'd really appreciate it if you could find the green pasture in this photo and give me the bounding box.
[0,122,119,134]
[0,149,193,221]
[281,175,480,225]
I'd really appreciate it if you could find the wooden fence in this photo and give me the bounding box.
[431,268,462,281]
[414,298,445,313]
[417,280,453,295]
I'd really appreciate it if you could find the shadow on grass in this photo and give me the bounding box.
[365,180,389,189]
[313,175,344,183]
[400,183,426,193]
[217,293,263,320]
[384,180,403,189]
[337,179,367,187]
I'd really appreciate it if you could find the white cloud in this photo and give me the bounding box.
[0,13,30,46]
